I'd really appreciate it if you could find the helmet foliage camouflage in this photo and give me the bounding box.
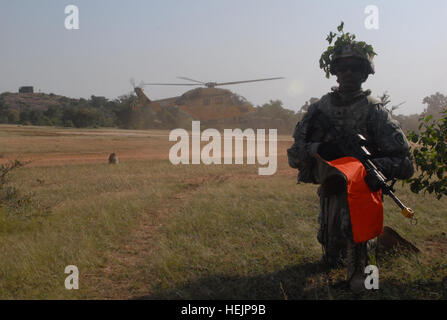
[319,22,377,78]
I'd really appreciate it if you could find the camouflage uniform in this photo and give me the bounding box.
[287,87,414,284]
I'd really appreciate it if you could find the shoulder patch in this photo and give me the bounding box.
[394,132,405,145]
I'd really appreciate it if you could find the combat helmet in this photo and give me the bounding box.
[329,44,375,76]
[320,22,377,78]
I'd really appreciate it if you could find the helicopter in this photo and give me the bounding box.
[129,76,284,124]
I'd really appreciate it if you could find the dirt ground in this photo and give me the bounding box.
[0,125,294,168]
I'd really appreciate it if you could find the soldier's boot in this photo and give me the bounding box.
[346,240,368,293]
[320,238,346,268]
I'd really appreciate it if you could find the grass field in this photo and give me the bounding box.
[0,124,446,299]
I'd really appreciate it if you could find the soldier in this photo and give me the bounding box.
[108,152,119,164]
[287,31,414,292]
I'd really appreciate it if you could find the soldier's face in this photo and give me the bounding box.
[333,58,368,91]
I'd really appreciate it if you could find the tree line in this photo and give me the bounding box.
[0,91,445,136]
[0,93,136,129]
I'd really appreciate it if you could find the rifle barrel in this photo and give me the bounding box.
[385,188,415,219]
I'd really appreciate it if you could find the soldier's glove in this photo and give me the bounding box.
[364,171,382,192]
[316,142,345,161]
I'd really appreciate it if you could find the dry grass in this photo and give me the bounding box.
[0,124,446,299]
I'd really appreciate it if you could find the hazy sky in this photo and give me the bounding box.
[1,0,446,115]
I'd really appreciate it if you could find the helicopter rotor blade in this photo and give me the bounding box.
[214,77,284,86]
[141,82,200,86]
[177,77,205,84]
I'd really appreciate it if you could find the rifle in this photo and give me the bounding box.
[314,109,416,222]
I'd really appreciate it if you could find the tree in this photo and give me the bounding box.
[407,107,447,199]
[71,108,100,127]
[299,97,319,113]
[113,93,137,128]
[393,113,420,134]
[89,95,108,108]
[256,100,300,131]
[29,110,50,126]
[422,92,447,118]
[44,106,63,126]
[378,91,405,115]
[7,109,20,123]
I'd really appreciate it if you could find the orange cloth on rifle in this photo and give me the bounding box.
[328,157,383,243]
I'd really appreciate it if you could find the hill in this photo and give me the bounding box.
[0,91,303,133]
[0,92,77,112]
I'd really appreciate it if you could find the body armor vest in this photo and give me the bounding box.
[308,92,382,146]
